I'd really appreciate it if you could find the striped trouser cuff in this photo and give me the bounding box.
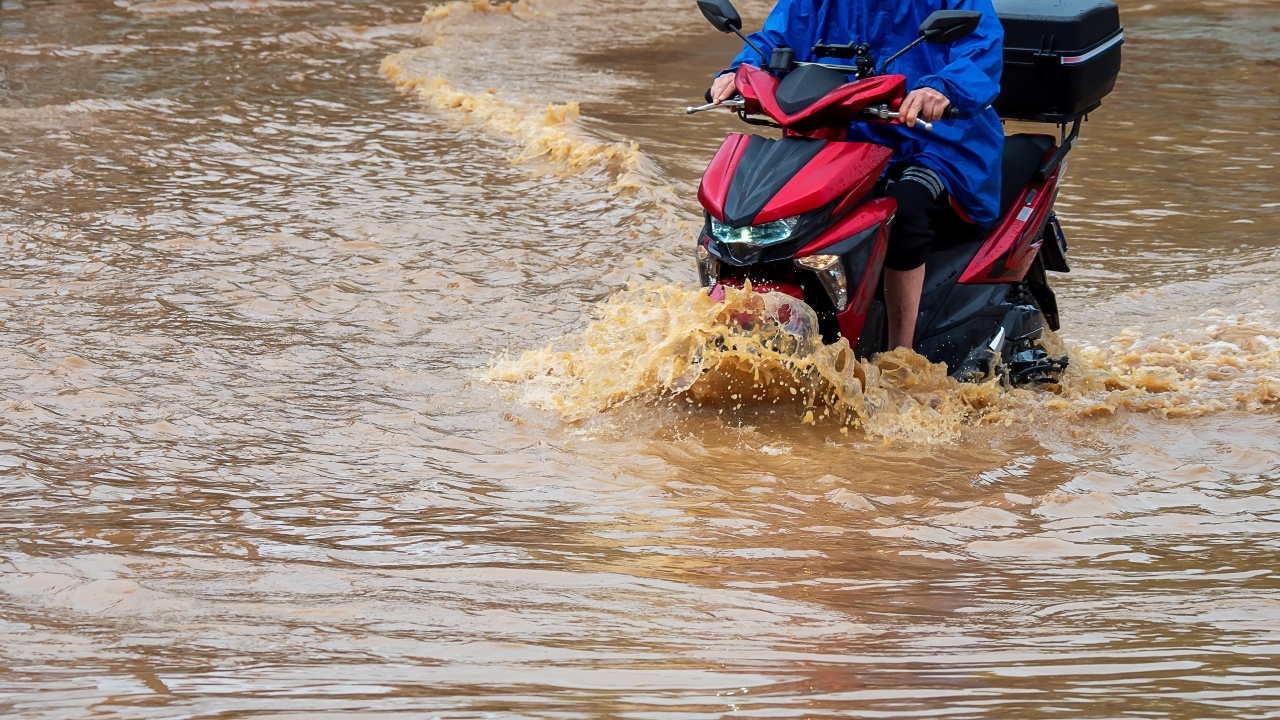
[899,166,945,200]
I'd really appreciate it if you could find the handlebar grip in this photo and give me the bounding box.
[705,88,714,104]
[944,105,960,120]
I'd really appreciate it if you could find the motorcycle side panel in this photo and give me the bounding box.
[917,304,1013,371]
[915,241,1011,369]
[697,133,752,223]
[796,196,895,257]
[834,221,890,344]
[959,163,1064,284]
[754,142,894,224]
[796,198,895,346]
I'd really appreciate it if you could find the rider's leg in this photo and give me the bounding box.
[883,168,945,350]
[885,265,926,350]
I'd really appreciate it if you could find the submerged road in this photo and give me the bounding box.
[2,0,1280,716]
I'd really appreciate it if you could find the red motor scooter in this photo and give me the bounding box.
[688,0,1121,384]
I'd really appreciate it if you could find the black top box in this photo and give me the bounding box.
[992,0,1124,123]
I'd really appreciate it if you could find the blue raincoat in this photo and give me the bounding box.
[726,0,1005,226]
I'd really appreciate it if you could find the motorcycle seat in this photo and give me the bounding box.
[999,133,1056,218]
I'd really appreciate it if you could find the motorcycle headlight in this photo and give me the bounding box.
[710,215,800,246]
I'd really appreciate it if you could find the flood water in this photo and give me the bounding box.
[2,0,1280,716]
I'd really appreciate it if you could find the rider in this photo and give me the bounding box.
[710,0,1004,351]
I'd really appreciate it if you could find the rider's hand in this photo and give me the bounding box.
[901,87,950,127]
[710,73,738,104]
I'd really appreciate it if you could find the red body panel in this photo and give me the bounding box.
[800,198,894,346]
[736,65,906,130]
[734,67,780,119]
[697,133,752,223]
[835,221,889,344]
[710,280,804,302]
[959,150,1063,284]
[755,142,893,224]
[796,197,896,257]
[710,279,806,332]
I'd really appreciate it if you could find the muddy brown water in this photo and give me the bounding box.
[2,0,1280,717]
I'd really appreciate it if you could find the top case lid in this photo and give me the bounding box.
[993,0,1121,53]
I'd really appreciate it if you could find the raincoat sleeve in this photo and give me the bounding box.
[913,0,1004,117]
[722,0,814,74]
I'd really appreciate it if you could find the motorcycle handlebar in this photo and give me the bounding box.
[685,98,961,129]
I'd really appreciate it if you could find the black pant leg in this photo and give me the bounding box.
[883,177,941,272]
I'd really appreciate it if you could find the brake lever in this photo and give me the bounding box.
[686,99,745,115]
[862,104,933,131]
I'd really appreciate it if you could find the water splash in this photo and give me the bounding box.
[1046,316,1280,417]
[486,284,1007,442]
[487,284,1280,442]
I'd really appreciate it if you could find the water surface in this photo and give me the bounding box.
[2,0,1280,716]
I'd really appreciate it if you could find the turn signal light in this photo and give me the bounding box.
[794,254,848,311]
[697,242,720,287]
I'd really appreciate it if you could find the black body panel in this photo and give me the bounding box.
[917,305,1009,372]
[854,299,887,358]
[1025,254,1061,331]
[914,241,1007,369]
[774,64,850,115]
[722,135,827,226]
[1038,214,1070,273]
[999,134,1056,217]
[993,0,1122,122]
[858,237,1010,370]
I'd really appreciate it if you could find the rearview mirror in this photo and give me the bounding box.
[919,10,981,44]
[697,0,742,33]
